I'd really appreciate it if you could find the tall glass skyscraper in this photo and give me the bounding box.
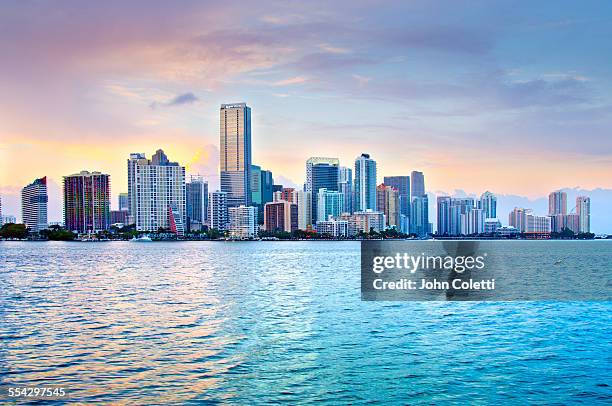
[383,176,410,216]
[21,176,48,233]
[354,153,377,212]
[479,191,497,219]
[220,103,252,207]
[338,166,353,214]
[306,157,339,224]
[186,175,208,230]
[410,171,425,198]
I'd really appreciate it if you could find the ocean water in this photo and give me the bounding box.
[0,241,610,404]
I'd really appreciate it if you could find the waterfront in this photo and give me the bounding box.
[1,241,611,404]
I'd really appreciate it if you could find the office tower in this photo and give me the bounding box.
[260,170,274,204]
[315,218,349,237]
[410,171,425,198]
[295,190,312,230]
[479,191,497,219]
[251,165,262,205]
[21,176,48,233]
[306,157,339,224]
[376,184,400,229]
[576,196,591,233]
[127,150,186,232]
[410,195,429,237]
[273,184,283,193]
[220,103,252,207]
[229,205,257,238]
[118,193,129,211]
[209,191,228,231]
[110,210,128,224]
[384,175,410,219]
[63,171,111,233]
[264,201,298,233]
[352,210,385,234]
[186,175,208,231]
[354,153,377,212]
[548,190,567,216]
[316,188,344,222]
[437,196,452,235]
[339,166,353,214]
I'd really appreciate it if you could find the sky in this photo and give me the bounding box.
[1,1,611,231]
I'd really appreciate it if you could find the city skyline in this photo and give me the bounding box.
[1,2,611,231]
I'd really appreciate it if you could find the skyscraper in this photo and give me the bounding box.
[576,196,591,233]
[220,103,252,207]
[306,157,339,224]
[436,196,452,235]
[21,176,48,233]
[376,184,400,229]
[548,190,567,216]
[63,171,111,233]
[209,191,228,231]
[383,176,410,217]
[479,191,497,219]
[410,171,425,198]
[127,150,186,232]
[410,195,429,237]
[338,166,353,214]
[251,165,262,206]
[118,193,129,212]
[295,190,312,230]
[316,188,344,222]
[354,153,377,212]
[186,175,208,230]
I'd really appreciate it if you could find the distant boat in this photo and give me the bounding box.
[131,235,153,242]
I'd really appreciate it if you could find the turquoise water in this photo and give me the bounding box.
[1,241,610,404]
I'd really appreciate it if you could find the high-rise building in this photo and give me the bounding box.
[338,167,353,214]
[384,176,410,219]
[410,171,425,198]
[410,195,429,237]
[548,190,567,216]
[229,205,257,238]
[460,208,485,235]
[260,169,274,204]
[317,188,344,222]
[436,196,452,235]
[127,150,186,232]
[63,171,111,233]
[479,191,497,219]
[273,188,296,203]
[306,157,339,224]
[220,103,252,207]
[576,196,591,233]
[264,201,298,233]
[186,175,208,231]
[509,208,551,234]
[354,153,377,212]
[168,204,185,236]
[376,184,400,229]
[118,193,129,211]
[251,165,262,206]
[209,191,228,231]
[21,176,48,233]
[295,190,312,230]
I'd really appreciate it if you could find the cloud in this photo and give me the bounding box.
[273,76,309,86]
[150,92,199,109]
